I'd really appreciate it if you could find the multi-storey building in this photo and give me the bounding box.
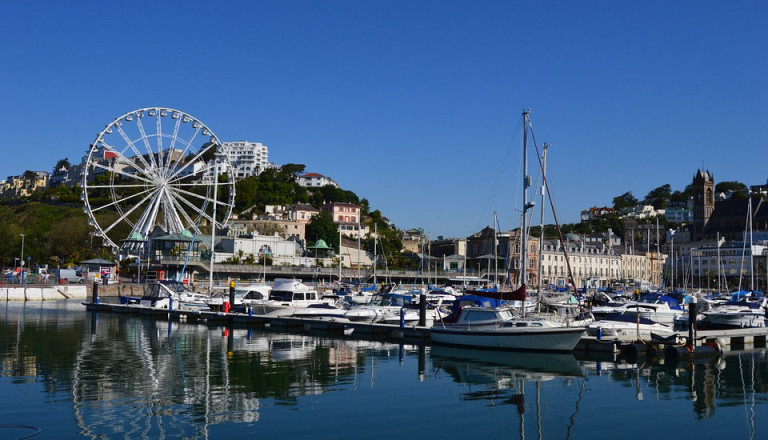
[321,202,368,238]
[288,203,319,224]
[49,163,83,188]
[0,172,48,198]
[674,241,766,291]
[218,141,272,179]
[541,240,632,288]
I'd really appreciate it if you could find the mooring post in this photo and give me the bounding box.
[400,307,405,328]
[687,295,698,346]
[229,280,236,313]
[419,293,427,327]
[92,281,99,304]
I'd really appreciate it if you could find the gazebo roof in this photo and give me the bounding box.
[153,230,198,242]
[308,239,332,250]
[80,258,117,266]
[123,231,145,241]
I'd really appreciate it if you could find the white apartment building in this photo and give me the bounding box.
[218,141,272,179]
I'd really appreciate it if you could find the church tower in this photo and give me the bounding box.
[692,169,714,241]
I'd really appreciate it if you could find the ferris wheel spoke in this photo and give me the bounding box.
[165,137,209,182]
[89,187,157,213]
[164,115,184,177]
[171,191,218,227]
[168,181,219,187]
[168,185,233,210]
[163,122,203,181]
[155,112,168,177]
[166,161,218,186]
[89,161,156,185]
[135,115,161,171]
[86,183,150,189]
[101,190,160,235]
[164,191,190,234]
[116,125,155,173]
[132,192,163,238]
[160,193,185,233]
[166,190,199,231]
[97,140,154,177]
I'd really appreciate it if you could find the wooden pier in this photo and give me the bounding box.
[83,302,768,359]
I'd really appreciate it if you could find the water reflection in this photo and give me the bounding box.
[0,301,767,439]
[580,349,767,424]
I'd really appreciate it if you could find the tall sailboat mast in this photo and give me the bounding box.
[521,109,531,289]
[748,192,754,291]
[493,211,498,288]
[538,143,548,295]
[537,143,548,312]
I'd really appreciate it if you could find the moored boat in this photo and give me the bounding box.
[699,293,767,329]
[246,278,334,317]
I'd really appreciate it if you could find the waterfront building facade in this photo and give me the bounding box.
[538,239,622,289]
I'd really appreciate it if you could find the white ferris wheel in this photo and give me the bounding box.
[82,107,235,252]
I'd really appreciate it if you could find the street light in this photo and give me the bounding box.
[669,229,676,294]
[20,234,25,285]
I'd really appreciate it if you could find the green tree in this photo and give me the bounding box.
[715,181,748,198]
[54,158,70,170]
[306,212,339,251]
[235,176,259,211]
[278,163,306,182]
[643,184,672,209]
[669,183,692,206]
[612,191,638,211]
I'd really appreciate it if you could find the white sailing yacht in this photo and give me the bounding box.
[431,110,585,352]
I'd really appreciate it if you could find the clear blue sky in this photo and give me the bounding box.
[2,1,766,238]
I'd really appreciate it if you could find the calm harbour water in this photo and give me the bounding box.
[1,301,766,440]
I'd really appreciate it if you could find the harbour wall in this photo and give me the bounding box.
[1,286,88,301]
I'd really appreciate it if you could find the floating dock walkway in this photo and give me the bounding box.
[84,301,768,361]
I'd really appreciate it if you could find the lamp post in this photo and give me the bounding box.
[669,229,676,294]
[20,234,25,284]
[20,234,27,301]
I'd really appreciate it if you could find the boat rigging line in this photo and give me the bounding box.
[527,117,582,310]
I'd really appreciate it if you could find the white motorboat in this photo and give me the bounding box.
[137,281,210,310]
[292,295,349,320]
[591,293,683,325]
[587,311,676,339]
[699,295,767,329]
[247,278,334,317]
[208,283,272,311]
[345,292,446,326]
